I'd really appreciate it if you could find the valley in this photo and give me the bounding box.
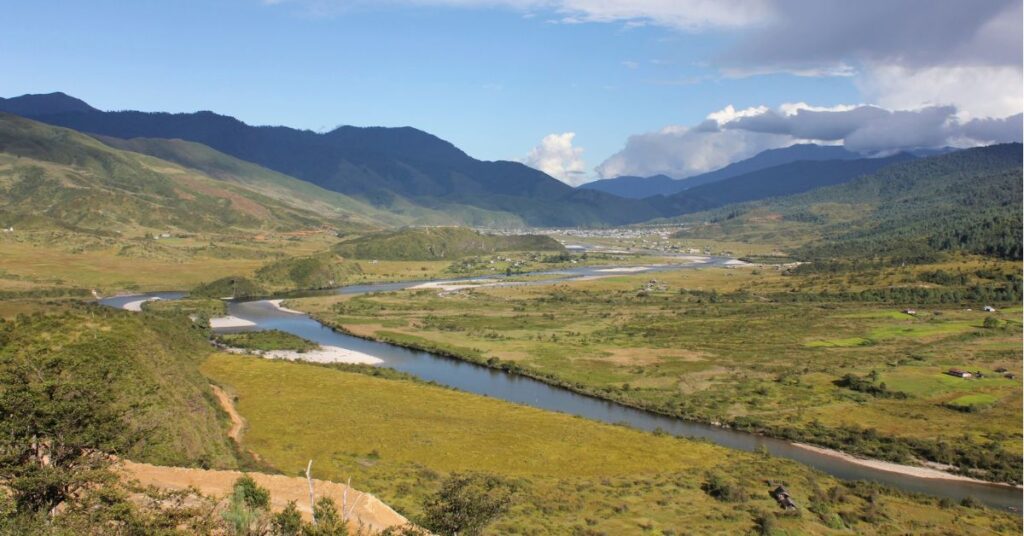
[0,92,1020,535]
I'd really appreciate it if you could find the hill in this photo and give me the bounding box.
[0,113,374,234]
[677,143,1023,261]
[333,226,565,260]
[0,304,240,468]
[650,153,915,216]
[1,93,663,227]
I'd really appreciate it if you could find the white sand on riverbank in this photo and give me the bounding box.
[792,443,1020,487]
[266,299,305,315]
[122,297,161,311]
[209,316,257,328]
[409,279,498,292]
[724,259,750,266]
[224,345,383,365]
[674,255,712,263]
[595,266,654,273]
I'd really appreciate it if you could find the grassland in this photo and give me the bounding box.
[214,330,320,352]
[201,353,1020,534]
[291,259,1023,483]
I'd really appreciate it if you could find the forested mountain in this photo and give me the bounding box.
[582,144,863,199]
[679,144,1023,261]
[578,174,681,198]
[0,113,379,233]
[648,153,915,216]
[0,93,662,227]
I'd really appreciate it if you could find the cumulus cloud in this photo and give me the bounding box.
[522,132,588,185]
[597,103,1023,178]
[595,125,791,179]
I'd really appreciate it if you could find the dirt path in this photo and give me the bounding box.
[120,461,409,532]
[210,385,244,442]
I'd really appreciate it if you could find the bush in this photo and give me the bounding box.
[420,473,519,536]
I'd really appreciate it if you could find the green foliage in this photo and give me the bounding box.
[333,227,564,261]
[272,501,303,536]
[677,144,1023,263]
[191,276,265,299]
[255,253,362,291]
[700,472,749,502]
[222,476,272,536]
[0,339,126,514]
[216,330,320,353]
[834,373,908,399]
[0,306,239,469]
[303,497,348,536]
[419,473,518,536]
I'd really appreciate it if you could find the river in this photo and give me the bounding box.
[99,257,1023,511]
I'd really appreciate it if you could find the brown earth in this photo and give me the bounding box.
[119,461,410,533]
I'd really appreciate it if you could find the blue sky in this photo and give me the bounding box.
[3,1,1020,183]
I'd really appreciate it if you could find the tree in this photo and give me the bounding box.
[0,351,127,515]
[222,475,271,536]
[420,473,518,536]
[272,501,303,536]
[302,497,348,536]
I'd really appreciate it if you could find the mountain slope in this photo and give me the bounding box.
[96,135,413,227]
[580,144,861,199]
[1,93,662,227]
[578,174,680,199]
[677,144,1022,261]
[650,153,915,216]
[677,143,861,190]
[0,113,371,234]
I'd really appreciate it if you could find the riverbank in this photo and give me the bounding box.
[302,308,1021,491]
[793,443,1023,489]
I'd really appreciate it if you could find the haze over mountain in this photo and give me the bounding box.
[648,153,916,216]
[581,144,862,198]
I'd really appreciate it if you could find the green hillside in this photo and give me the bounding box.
[676,144,1022,262]
[97,135,410,227]
[0,113,365,234]
[333,226,566,260]
[0,304,239,468]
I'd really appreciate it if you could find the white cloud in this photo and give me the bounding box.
[597,102,1023,178]
[857,64,1024,120]
[522,132,588,185]
[267,0,775,29]
[595,124,791,179]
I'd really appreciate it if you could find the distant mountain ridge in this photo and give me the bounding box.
[648,153,916,217]
[0,92,661,227]
[580,144,862,198]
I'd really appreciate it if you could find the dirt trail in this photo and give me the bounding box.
[210,385,245,442]
[127,385,410,532]
[120,461,409,532]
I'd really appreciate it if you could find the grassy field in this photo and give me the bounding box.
[201,353,1019,534]
[291,261,1023,483]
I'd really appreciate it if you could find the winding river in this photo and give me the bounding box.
[100,257,1023,511]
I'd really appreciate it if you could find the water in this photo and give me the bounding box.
[100,259,1023,511]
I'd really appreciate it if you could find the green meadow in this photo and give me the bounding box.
[201,353,1021,535]
[292,262,1023,484]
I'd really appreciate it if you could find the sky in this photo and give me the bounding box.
[2,0,1021,185]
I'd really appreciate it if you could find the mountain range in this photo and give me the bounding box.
[580,144,861,198]
[0,92,985,230]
